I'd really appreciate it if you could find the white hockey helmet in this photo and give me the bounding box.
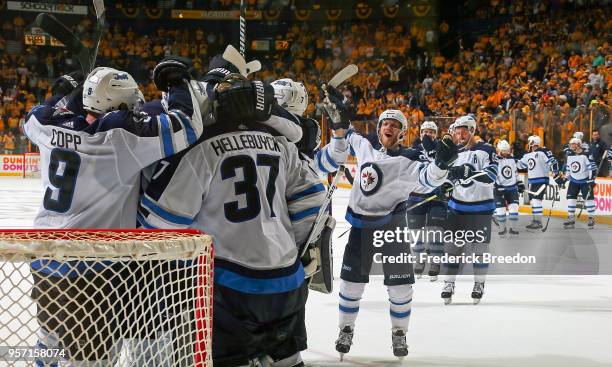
[378,109,408,131]
[83,67,144,115]
[569,137,582,146]
[527,135,542,149]
[420,120,438,137]
[453,115,477,133]
[573,131,584,141]
[271,78,308,116]
[496,139,511,153]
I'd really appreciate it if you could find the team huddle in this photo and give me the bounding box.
[23,45,600,366]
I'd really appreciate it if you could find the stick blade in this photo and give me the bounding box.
[245,60,261,76]
[93,0,106,19]
[222,45,247,76]
[328,64,358,88]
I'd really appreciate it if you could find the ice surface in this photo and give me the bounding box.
[1,178,611,366]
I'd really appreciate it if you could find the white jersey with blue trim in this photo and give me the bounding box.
[23,84,204,229]
[317,129,447,228]
[411,145,438,195]
[137,120,326,294]
[565,151,596,183]
[517,147,559,184]
[495,156,519,190]
[449,142,498,213]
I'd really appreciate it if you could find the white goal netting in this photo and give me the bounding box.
[0,229,213,366]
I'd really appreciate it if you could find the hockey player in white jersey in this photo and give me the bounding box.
[316,89,457,358]
[494,140,523,235]
[23,58,207,364]
[407,121,446,281]
[517,135,561,230]
[137,73,325,367]
[561,137,597,228]
[271,78,321,158]
[440,115,498,305]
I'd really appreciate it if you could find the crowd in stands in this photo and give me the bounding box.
[0,0,610,157]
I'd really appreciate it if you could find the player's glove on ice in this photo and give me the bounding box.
[434,134,458,170]
[154,56,194,91]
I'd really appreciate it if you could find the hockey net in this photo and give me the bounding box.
[0,229,213,366]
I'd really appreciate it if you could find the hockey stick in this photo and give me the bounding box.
[300,164,345,258]
[327,64,359,89]
[90,0,107,70]
[222,44,261,77]
[34,13,91,75]
[239,0,246,57]
[404,171,488,212]
[541,190,558,233]
[524,184,547,196]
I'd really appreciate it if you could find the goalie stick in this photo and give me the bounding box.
[90,0,107,70]
[222,44,262,77]
[328,64,359,89]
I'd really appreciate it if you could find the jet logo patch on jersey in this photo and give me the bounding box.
[570,161,581,173]
[501,165,513,179]
[528,158,536,170]
[359,162,383,196]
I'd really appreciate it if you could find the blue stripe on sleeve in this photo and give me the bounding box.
[290,206,321,221]
[288,184,325,202]
[324,148,339,169]
[159,114,174,157]
[141,196,193,225]
[172,110,196,145]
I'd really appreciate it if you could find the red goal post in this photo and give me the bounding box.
[0,229,213,366]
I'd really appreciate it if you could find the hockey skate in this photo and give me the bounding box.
[391,328,409,358]
[526,220,543,230]
[508,228,519,235]
[441,281,455,305]
[471,282,485,304]
[588,217,595,229]
[428,263,440,282]
[563,219,575,229]
[335,325,354,360]
[498,227,507,236]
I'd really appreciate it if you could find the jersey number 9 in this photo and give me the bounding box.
[43,149,81,213]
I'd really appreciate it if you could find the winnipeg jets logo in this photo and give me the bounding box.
[501,165,513,179]
[528,158,536,170]
[359,163,383,196]
[570,161,581,173]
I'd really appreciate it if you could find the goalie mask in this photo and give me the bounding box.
[271,78,308,116]
[83,67,144,115]
[377,109,408,148]
[527,135,542,150]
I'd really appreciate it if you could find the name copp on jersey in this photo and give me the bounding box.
[23,85,204,229]
[565,151,596,183]
[138,113,325,294]
[496,156,519,190]
[517,147,559,184]
[316,129,447,227]
[449,142,498,213]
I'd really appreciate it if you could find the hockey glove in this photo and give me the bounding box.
[434,134,458,170]
[436,181,453,199]
[214,75,275,124]
[202,54,241,83]
[421,134,437,152]
[296,117,322,157]
[448,164,477,181]
[554,175,566,187]
[517,181,525,194]
[52,70,83,96]
[322,85,352,130]
[154,56,194,91]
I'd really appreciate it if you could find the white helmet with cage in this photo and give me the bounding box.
[573,131,584,141]
[497,139,511,153]
[527,135,542,149]
[83,67,144,115]
[569,137,582,146]
[271,78,308,116]
[420,120,438,137]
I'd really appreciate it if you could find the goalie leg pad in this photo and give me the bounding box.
[308,216,336,294]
